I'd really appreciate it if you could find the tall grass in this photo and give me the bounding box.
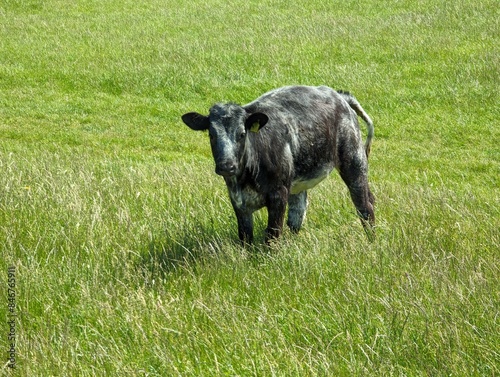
[1,0,499,375]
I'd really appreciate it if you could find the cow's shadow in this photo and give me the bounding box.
[136,224,272,279]
[138,231,212,276]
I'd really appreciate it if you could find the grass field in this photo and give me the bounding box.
[1,0,499,375]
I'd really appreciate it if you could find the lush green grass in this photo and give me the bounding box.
[1,0,499,375]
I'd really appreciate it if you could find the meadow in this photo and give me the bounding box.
[1,0,499,375]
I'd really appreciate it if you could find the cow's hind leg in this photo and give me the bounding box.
[287,191,308,233]
[338,152,375,240]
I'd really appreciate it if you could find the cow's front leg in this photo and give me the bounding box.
[235,209,254,244]
[265,187,288,243]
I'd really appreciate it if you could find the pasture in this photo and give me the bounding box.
[1,0,499,375]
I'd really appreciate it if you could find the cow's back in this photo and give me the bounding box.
[244,86,350,192]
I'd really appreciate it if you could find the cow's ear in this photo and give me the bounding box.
[245,112,269,133]
[181,112,210,131]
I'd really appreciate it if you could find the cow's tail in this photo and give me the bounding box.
[337,90,374,158]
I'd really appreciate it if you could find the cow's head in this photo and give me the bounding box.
[182,103,268,177]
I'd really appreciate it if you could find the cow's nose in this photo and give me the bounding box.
[215,162,237,177]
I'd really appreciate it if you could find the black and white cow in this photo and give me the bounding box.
[182,85,375,244]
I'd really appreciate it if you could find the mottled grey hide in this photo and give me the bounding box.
[182,85,375,244]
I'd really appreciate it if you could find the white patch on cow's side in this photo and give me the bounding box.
[283,144,294,177]
[290,166,333,195]
[288,122,300,153]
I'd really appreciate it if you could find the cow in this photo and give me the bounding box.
[181,85,375,244]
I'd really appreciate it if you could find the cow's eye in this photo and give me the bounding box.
[238,131,246,141]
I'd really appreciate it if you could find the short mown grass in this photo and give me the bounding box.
[1,0,499,375]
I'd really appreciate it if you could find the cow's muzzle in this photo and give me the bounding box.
[215,161,237,177]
